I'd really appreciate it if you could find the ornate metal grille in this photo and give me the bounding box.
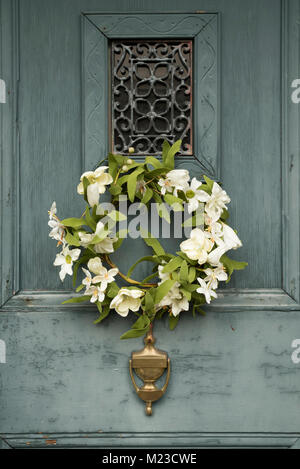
[111,40,192,155]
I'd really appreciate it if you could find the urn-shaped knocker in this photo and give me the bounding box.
[129,326,171,415]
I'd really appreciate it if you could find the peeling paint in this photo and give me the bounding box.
[45,439,56,445]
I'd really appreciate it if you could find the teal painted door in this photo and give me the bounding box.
[1,0,300,448]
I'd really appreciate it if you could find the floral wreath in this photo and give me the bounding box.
[48,140,247,339]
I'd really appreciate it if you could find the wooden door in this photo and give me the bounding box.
[1,0,300,449]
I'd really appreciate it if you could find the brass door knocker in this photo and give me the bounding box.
[129,326,170,415]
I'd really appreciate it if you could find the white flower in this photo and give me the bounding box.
[157,264,170,283]
[48,201,57,220]
[185,178,210,214]
[180,228,213,265]
[77,166,113,206]
[78,231,94,247]
[85,285,105,303]
[87,183,101,207]
[196,278,218,304]
[157,282,189,317]
[87,257,103,275]
[158,282,181,307]
[221,223,242,250]
[48,202,66,244]
[205,223,242,266]
[158,178,174,195]
[158,169,190,196]
[207,244,228,266]
[78,221,115,252]
[203,264,228,289]
[205,218,223,245]
[48,218,65,244]
[110,288,144,317]
[82,268,92,290]
[54,246,81,282]
[205,182,231,222]
[94,236,117,254]
[171,295,189,317]
[92,266,118,291]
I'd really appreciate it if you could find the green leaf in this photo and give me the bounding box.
[106,282,119,298]
[120,328,149,340]
[127,255,159,278]
[182,212,204,227]
[82,176,90,203]
[164,193,184,211]
[221,209,229,221]
[155,279,176,304]
[188,266,196,282]
[61,217,85,229]
[140,229,165,256]
[143,291,155,312]
[181,283,199,292]
[76,284,84,293]
[162,256,183,273]
[145,156,163,169]
[107,210,127,221]
[94,303,110,324]
[112,229,128,251]
[152,193,171,223]
[203,175,214,191]
[108,153,120,179]
[146,167,169,179]
[141,187,153,205]
[177,251,198,266]
[127,167,145,202]
[162,140,171,163]
[120,315,150,340]
[180,288,191,301]
[220,254,248,282]
[158,204,171,223]
[179,260,189,282]
[142,271,159,283]
[109,183,122,196]
[164,139,181,169]
[169,314,180,330]
[72,251,92,288]
[62,295,90,304]
[65,230,81,247]
[89,233,109,245]
[131,315,150,330]
[192,303,206,317]
[85,207,97,231]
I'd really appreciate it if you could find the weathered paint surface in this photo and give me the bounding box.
[1,0,300,448]
[1,311,300,440]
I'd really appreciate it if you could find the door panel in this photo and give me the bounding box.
[1,0,300,448]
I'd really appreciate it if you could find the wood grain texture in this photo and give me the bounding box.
[1,0,300,448]
[16,0,284,291]
[82,16,108,171]
[1,289,299,313]
[282,0,300,303]
[0,0,19,306]
[87,12,215,38]
[2,433,300,448]
[83,12,219,177]
[1,310,300,436]
[0,438,12,449]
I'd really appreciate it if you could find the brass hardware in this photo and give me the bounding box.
[129,327,170,416]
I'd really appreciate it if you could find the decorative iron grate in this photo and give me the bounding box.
[111,40,192,155]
